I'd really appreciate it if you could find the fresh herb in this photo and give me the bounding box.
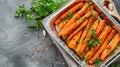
[67,12,74,19]
[112,64,115,67]
[15,0,68,30]
[88,43,94,50]
[112,64,120,67]
[62,37,68,42]
[82,17,87,21]
[91,12,96,20]
[88,2,93,7]
[15,5,26,18]
[87,29,101,50]
[94,58,101,67]
[76,41,80,45]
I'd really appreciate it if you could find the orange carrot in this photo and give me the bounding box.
[60,11,92,38]
[89,29,116,64]
[58,20,69,30]
[82,19,106,56]
[55,2,84,25]
[58,5,93,30]
[79,20,99,55]
[96,20,106,37]
[68,30,83,49]
[100,33,120,60]
[93,4,102,14]
[85,26,112,60]
[66,19,89,44]
[58,3,91,37]
[75,17,93,54]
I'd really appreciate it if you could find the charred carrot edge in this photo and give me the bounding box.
[96,20,106,37]
[93,4,102,14]
[66,19,89,44]
[100,33,120,60]
[89,29,116,64]
[85,26,112,60]
[58,3,91,37]
[60,11,92,38]
[75,17,93,54]
[68,30,83,49]
[79,20,99,55]
[55,2,84,25]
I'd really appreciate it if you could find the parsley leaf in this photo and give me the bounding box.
[87,29,101,50]
[15,0,68,30]
[76,41,80,46]
[94,58,101,67]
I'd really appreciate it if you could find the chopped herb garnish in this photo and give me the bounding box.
[76,41,80,45]
[15,0,68,30]
[82,17,86,21]
[87,29,101,50]
[86,28,90,31]
[94,58,101,67]
[88,2,93,7]
[62,37,68,42]
[94,38,101,46]
[91,12,96,20]
[88,40,94,50]
[67,12,74,19]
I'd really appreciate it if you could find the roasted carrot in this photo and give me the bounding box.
[58,20,69,30]
[100,33,120,60]
[82,19,106,56]
[93,4,102,14]
[58,5,93,30]
[85,26,112,60]
[79,20,99,55]
[61,11,92,38]
[75,17,93,54]
[96,20,106,37]
[68,30,83,49]
[58,3,91,37]
[55,2,84,25]
[66,19,88,44]
[89,29,116,64]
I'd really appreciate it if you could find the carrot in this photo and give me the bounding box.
[68,30,83,49]
[75,17,93,54]
[55,2,84,25]
[66,19,89,44]
[58,3,91,37]
[82,19,106,56]
[60,11,92,38]
[89,29,116,64]
[93,4,102,14]
[79,20,99,55]
[96,20,106,37]
[58,5,93,30]
[58,20,69,30]
[100,33,120,60]
[85,26,112,60]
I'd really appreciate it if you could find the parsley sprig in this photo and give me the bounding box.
[87,29,101,50]
[15,0,68,30]
[94,58,101,67]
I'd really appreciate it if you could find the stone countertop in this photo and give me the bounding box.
[0,0,120,67]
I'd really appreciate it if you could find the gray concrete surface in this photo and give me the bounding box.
[0,0,67,67]
[0,0,120,67]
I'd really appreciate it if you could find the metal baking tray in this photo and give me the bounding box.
[42,0,120,67]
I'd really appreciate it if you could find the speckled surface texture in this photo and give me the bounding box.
[0,0,67,67]
[0,0,120,67]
